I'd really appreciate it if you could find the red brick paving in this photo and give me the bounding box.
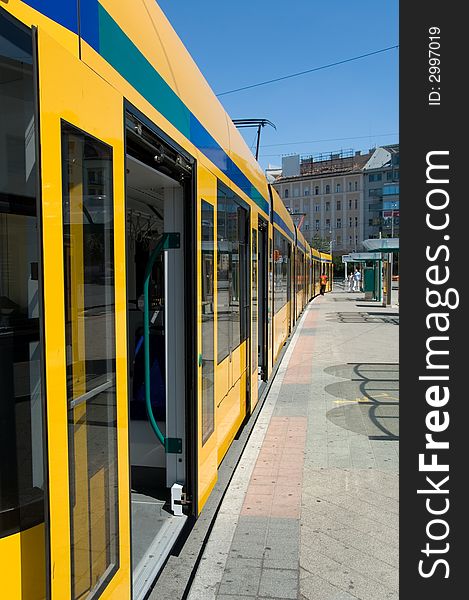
[241,416,307,517]
[282,306,318,384]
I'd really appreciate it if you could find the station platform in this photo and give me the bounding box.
[187,283,399,600]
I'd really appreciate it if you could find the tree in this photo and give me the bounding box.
[309,234,331,253]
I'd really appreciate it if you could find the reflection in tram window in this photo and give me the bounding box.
[201,201,214,444]
[274,230,290,314]
[62,124,119,599]
[216,183,248,364]
[0,11,44,539]
[251,230,257,374]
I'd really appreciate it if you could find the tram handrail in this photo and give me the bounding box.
[143,234,167,449]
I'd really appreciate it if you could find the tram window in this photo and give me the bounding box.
[273,230,289,314]
[201,201,214,444]
[231,204,241,352]
[251,229,257,374]
[297,252,304,293]
[217,183,248,363]
[0,12,44,537]
[217,186,230,363]
[62,124,119,598]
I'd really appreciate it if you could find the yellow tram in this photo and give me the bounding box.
[0,1,332,598]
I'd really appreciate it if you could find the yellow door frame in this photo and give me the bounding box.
[37,29,130,599]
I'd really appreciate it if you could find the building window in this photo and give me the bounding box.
[355,216,358,227]
[383,185,399,196]
[284,189,289,198]
[348,181,352,191]
[315,186,319,195]
[304,188,309,196]
[336,218,342,229]
[354,181,358,191]
[394,170,400,179]
[336,235,341,245]
[387,171,393,181]
[325,184,330,194]
[369,173,382,182]
[315,220,320,230]
[369,219,373,226]
[355,199,358,209]
[325,202,330,211]
[348,198,352,209]
[336,183,341,193]
[315,204,320,212]
[293,187,299,197]
[336,200,341,211]
[325,218,330,227]
[349,217,352,227]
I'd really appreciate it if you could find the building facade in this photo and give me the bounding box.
[362,144,400,240]
[272,150,371,254]
[272,145,399,255]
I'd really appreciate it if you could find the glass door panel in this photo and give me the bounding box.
[62,125,119,599]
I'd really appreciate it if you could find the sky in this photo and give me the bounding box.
[156,0,399,171]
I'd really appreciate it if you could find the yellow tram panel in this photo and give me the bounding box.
[37,29,131,599]
[197,165,219,513]
[0,525,45,600]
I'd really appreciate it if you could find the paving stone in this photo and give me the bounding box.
[217,596,254,600]
[219,561,262,596]
[258,569,298,599]
[301,570,357,600]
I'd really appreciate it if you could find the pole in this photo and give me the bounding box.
[255,123,261,160]
[387,252,393,306]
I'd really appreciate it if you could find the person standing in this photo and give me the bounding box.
[320,271,328,295]
[353,267,362,292]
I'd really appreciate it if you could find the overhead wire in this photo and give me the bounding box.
[217,45,398,97]
[261,133,399,149]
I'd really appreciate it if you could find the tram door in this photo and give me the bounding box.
[37,31,131,599]
[257,219,268,382]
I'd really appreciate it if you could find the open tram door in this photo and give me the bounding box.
[36,31,131,599]
[124,108,195,598]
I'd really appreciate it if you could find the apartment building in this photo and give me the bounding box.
[272,145,399,255]
[272,149,371,254]
[363,144,400,239]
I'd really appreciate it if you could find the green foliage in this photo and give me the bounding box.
[333,255,345,276]
[309,234,331,253]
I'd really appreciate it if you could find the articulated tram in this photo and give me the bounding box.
[0,2,332,598]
